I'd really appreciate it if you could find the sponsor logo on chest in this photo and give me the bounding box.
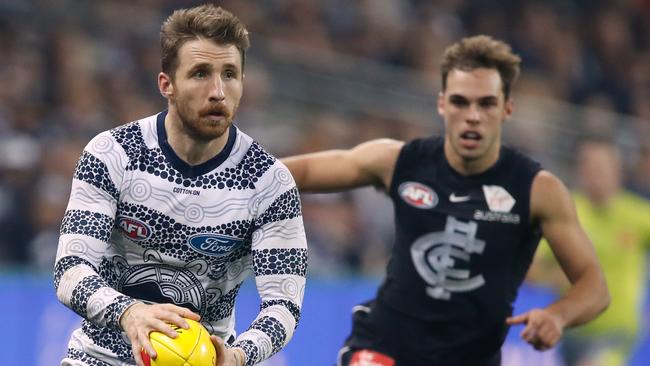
[398,181,438,209]
[473,185,520,224]
[188,233,244,256]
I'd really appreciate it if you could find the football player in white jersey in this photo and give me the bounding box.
[54,5,307,366]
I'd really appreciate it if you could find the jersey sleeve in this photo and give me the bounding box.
[53,132,138,330]
[232,162,308,365]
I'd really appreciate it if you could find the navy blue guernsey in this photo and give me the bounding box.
[377,136,542,360]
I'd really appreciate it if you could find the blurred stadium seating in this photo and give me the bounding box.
[0,0,648,364]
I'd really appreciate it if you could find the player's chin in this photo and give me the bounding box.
[195,120,231,139]
[457,148,484,161]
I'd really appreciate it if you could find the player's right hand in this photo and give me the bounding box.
[210,336,246,366]
[506,308,564,351]
[119,302,201,366]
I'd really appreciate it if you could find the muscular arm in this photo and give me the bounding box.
[281,138,404,192]
[533,171,609,327]
[508,171,610,350]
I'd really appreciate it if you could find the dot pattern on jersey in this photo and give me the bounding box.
[104,295,137,329]
[61,210,114,243]
[70,275,104,316]
[110,121,276,189]
[204,283,242,322]
[82,320,132,360]
[74,151,119,200]
[254,187,302,228]
[54,256,97,289]
[261,299,301,326]
[67,348,112,366]
[234,339,259,366]
[99,257,120,289]
[249,316,287,356]
[115,202,253,280]
[254,248,307,277]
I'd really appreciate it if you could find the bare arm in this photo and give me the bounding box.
[533,171,609,327]
[281,139,404,192]
[508,171,609,350]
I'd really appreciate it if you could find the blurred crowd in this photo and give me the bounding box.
[0,0,649,277]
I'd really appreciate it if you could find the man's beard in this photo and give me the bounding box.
[174,98,235,142]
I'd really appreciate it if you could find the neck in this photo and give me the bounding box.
[164,110,230,166]
[444,140,500,176]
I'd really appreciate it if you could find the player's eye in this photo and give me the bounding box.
[224,69,237,80]
[450,97,469,107]
[193,70,208,79]
[479,100,497,108]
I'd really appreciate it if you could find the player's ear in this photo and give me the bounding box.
[437,91,445,116]
[504,97,514,120]
[158,72,174,98]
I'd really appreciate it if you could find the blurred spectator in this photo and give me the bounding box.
[628,144,650,199]
[530,138,650,366]
[28,139,85,271]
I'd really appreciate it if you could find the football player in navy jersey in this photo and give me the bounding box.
[54,5,307,366]
[283,35,609,365]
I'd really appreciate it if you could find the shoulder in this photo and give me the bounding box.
[400,136,442,155]
[501,144,543,171]
[532,170,564,191]
[385,136,441,170]
[351,138,404,160]
[232,128,277,167]
[354,138,404,151]
[530,170,573,220]
[351,138,404,181]
[93,115,157,159]
[108,116,154,142]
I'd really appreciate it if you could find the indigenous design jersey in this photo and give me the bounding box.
[379,136,542,359]
[54,111,307,366]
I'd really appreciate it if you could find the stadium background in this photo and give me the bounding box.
[0,0,648,365]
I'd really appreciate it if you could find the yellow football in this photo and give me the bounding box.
[141,319,217,366]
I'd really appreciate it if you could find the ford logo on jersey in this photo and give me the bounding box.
[188,233,244,256]
[398,181,438,209]
[118,216,151,241]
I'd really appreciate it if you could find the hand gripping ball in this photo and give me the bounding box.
[141,319,217,366]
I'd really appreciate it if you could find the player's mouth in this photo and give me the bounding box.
[202,108,229,122]
[459,131,482,148]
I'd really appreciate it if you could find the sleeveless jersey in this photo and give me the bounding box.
[54,111,307,366]
[377,136,542,360]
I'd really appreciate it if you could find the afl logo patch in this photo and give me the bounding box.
[398,182,438,209]
[118,216,151,241]
[188,234,244,256]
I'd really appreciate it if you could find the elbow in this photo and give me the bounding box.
[591,269,610,316]
[599,282,611,314]
[53,276,66,305]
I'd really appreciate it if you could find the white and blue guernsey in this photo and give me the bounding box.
[54,111,307,366]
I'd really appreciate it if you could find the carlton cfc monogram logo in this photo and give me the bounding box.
[411,216,486,300]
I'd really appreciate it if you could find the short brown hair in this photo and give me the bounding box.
[160,4,250,77]
[441,35,521,99]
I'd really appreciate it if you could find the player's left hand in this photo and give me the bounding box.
[210,335,246,366]
[506,308,564,351]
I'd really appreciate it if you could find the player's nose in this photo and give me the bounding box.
[208,77,225,102]
[466,104,480,124]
